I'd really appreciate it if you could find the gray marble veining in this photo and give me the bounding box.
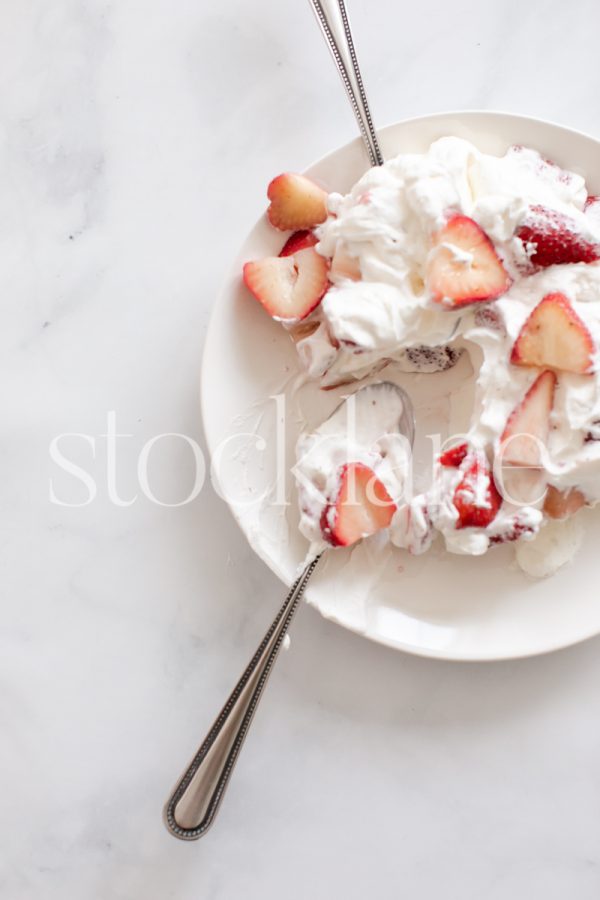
[3,1,600,897]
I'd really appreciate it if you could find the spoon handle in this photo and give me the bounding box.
[163,555,322,840]
[308,0,384,167]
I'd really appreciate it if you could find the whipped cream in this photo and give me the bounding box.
[293,138,592,384]
[515,515,585,578]
[292,137,600,569]
[294,383,412,549]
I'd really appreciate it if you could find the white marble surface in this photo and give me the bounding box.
[4,0,600,897]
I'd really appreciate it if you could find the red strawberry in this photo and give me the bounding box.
[267,173,328,231]
[452,451,502,529]
[500,370,556,466]
[439,442,469,467]
[279,230,318,257]
[543,485,586,519]
[243,246,329,321]
[515,204,600,268]
[510,292,595,375]
[427,215,511,308]
[321,462,396,547]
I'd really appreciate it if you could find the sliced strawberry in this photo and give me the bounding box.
[510,292,595,375]
[427,215,511,308]
[279,230,318,257]
[243,246,329,321]
[439,442,469,467]
[515,204,600,268]
[452,450,502,529]
[322,462,396,547]
[500,370,556,466]
[267,173,328,232]
[543,485,586,519]
[330,245,361,281]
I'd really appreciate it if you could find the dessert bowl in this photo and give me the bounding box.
[201,110,600,661]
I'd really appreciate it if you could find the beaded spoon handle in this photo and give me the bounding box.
[308,0,384,167]
[163,383,414,839]
[163,556,322,840]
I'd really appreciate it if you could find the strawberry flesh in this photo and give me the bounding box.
[322,462,396,547]
[452,451,502,529]
[267,173,328,232]
[543,485,586,520]
[279,230,318,257]
[500,370,556,466]
[516,204,600,268]
[439,443,469,467]
[243,246,329,322]
[427,215,511,308]
[510,292,595,375]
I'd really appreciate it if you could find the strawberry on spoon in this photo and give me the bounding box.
[295,382,415,549]
[321,462,396,546]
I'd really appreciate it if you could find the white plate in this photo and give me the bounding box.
[202,111,600,661]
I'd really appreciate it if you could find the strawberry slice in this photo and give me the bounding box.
[427,215,511,308]
[510,292,595,375]
[452,450,502,529]
[515,204,600,268]
[500,370,556,466]
[279,230,318,257]
[267,173,328,231]
[243,246,329,321]
[321,462,396,547]
[439,442,469,467]
[543,485,586,519]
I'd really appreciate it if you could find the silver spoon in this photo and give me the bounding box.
[163,383,415,839]
[309,0,384,167]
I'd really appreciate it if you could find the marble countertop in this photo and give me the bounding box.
[4,1,600,897]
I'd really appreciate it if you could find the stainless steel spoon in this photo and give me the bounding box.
[163,383,415,839]
[308,0,384,167]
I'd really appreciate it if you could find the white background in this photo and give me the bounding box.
[3,1,600,897]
